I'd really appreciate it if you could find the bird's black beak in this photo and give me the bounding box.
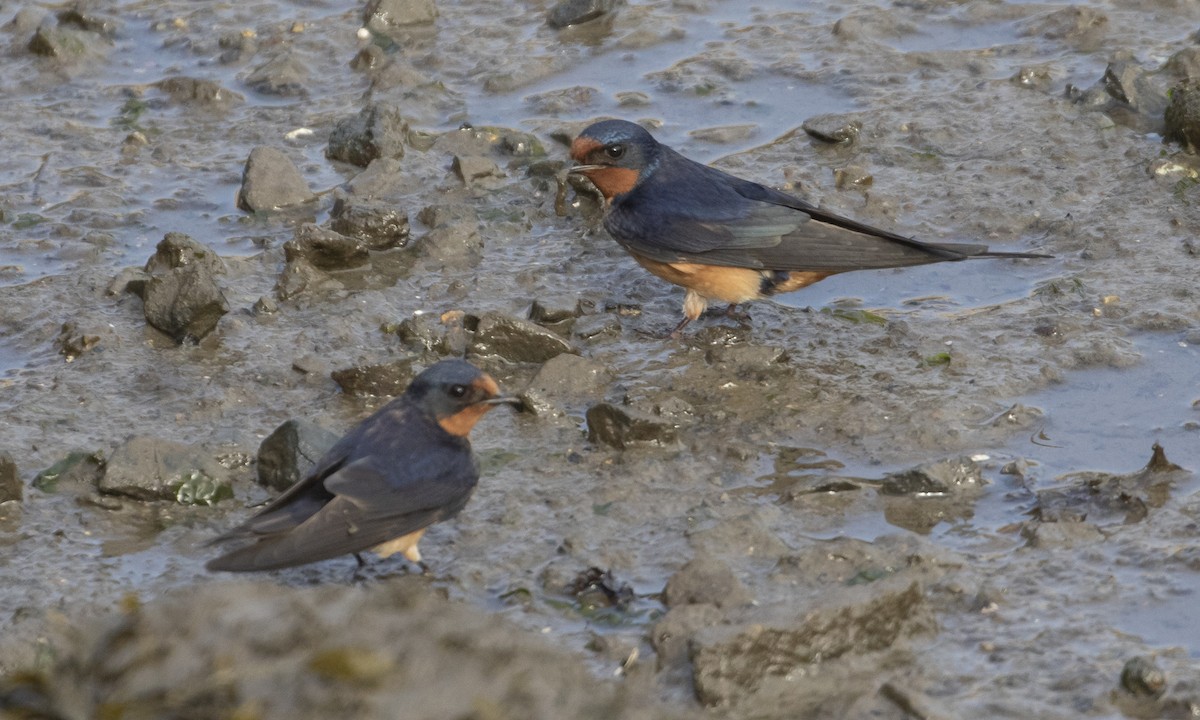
[482,395,524,410]
[568,164,603,174]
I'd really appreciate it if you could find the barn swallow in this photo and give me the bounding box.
[206,359,518,572]
[569,119,1049,335]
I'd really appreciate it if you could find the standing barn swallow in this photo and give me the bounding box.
[569,119,1049,335]
[207,359,518,572]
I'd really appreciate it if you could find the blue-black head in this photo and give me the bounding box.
[404,359,518,433]
[569,119,663,199]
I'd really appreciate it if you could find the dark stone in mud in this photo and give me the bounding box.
[140,233,229,343]
[393,314,467,356]
[801,113,862,144]
[690,578,936,707]
[257,420,340,492]
[331,357,416,397]
[547,0,620,29]
[237,147,314,212]
[364,0,437,31]
[519,353,611,418]
[100,436,232,504]
[566,567,634,610]
[57,7,117,36]
[663,556,751,609]
[27,26,95,60]
[586,402,681,449]
[155,77,243,110]
[880,456,985,496]
[1165,47,1200,82]
[528,296,590,334]
[0,453,20,503]
[284,224,370,271]
[1030,443,1189,526]
[329,200,410,251]
[327,104,408,168]
[218,30,257,64]
[1165,79,1200,153]
[32,451,105,493]
[4,580,677,720]
[469,313,576,364]
[451,155,504,185]
[56,321,105,360]
[244,53,309,96]
[418,207,483,265]
[1120,656,1167,698]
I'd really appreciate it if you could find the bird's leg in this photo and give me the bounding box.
[354,552,367,567]
[722,303,751,324]
[667,315,693,339]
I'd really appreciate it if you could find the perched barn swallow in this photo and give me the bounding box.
[207,359,518,572]
[569,119,1049,335]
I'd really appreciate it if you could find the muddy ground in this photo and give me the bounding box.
[2,0,1200,718]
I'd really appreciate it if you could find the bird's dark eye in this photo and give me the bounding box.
[448,384,468,398]
[603,144,625,160]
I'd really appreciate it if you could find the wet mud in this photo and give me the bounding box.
[2,0,1200,717]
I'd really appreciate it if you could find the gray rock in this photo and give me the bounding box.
[529,296,592,334]
[100,436,232,504]
[217,30,257,64]
[801,113,863,144]
[141,234,230,342]
[1120,655,1167,699]
[451,155,503,185]
[331,357,416,397]
[329,200,410,250]
[469,313,577,364]
[690,578,936,707]
[144,232,226,278]
[28,26,95,59]
[1166,79,1200,153]
[422,222,482,265]
[519,353,611,417]
[155,77,243,110]
[880,456,985,496]
[0,452,21,503]
[662,556,751,609]
[284,224,370,271]
[364,0,437,31]
[547,0,620,29]
[244,52,309,96]
[237,147,315,212]
[257,420,340,492]
[344,158,405,200]
[327,104,408,168]
[586,402,682,449]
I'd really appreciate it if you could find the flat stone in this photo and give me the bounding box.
[585,402,681,449]
[519,353,611,417]
[99,436,232,504]
[469,313,576,364]
[331,358,416,397]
